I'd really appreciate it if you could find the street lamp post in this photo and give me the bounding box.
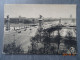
[38,18,43,42]
[6,15,10,31]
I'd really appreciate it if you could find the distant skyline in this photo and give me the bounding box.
[4,4,76,18]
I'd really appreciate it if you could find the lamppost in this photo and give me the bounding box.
[6,15,10,31]
[38,15,43,42]
[19,16,21,29]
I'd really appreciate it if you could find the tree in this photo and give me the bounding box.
[3,41,24,54]
[64,31,77,49]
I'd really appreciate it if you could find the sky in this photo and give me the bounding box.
[4,4,76,18]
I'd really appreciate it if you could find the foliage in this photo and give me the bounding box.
[3,41,24,54]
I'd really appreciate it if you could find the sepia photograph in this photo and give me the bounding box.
[3,4,77,55]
